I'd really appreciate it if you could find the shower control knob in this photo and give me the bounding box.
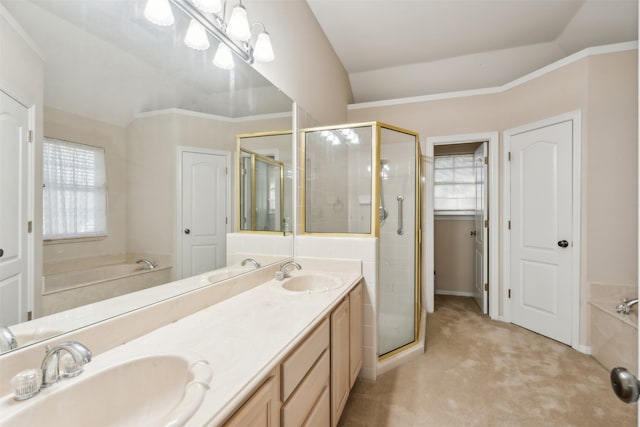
[184,228,190,235]
[611,367,640,403]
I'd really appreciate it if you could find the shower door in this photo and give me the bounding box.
[378,126,420,356]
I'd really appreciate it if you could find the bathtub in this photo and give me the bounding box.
[589,284,638,372]
[42,263,172,316]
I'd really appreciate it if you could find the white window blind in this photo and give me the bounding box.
[43,138,107,239]
[434,154,475,215]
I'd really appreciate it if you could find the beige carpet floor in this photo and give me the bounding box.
[339,295,637,427]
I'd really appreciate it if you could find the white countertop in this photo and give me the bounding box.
[1,265,362,426]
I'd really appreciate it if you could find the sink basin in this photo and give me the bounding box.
[280,273,344,293]
[1,355,212,427]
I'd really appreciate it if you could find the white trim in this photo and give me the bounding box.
[348,42,638,110]
[434,215,475,221]
[502,110,582,351]
[576,345,591,355]
[427,132,499,319]
[176,146,231,280]
[134,108,292,123]
[0,4,45,60]
[435,290,475,297]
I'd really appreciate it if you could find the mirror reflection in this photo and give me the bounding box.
[237,132,293,233]
[0,0,293,353]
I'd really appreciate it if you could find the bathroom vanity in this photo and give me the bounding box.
[0,260,363,427]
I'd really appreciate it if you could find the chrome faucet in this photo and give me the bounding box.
[136,258,158,270]
[616,298,639,315]
[241,258,261,269]
[41,341,92,387]
[0,326,17,353]
[275,261,301,280]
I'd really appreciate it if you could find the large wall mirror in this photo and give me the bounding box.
[237,131,292,233]
[1,0,294,353]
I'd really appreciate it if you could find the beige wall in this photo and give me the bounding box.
[0,10,45,316]
[42,107,128,270]
[249,0,353,125]
[434,219,475,294]
[349,49,638,347]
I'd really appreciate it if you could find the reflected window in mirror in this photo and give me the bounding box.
[43,138,107,240]
[303,126,373,235]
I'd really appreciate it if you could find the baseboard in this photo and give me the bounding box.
[575,344,592,355]
[435,290,475,297]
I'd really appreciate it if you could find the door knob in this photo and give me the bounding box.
[184,228,191,235]
[611,367,640,403]
[0,248,3,257]
[557,240,569,248]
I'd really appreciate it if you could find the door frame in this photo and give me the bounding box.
[502,110,582,351]
[176,146,231,280]
[425,132,499,319]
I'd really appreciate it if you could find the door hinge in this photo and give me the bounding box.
[508,289,511,298]
[27,311,33,321]
[225,217,228,225]
[27,221,33,233]
[508,220,511,230]
[225,167,228,175]
[484,156,488,165]
[484,219,488,228]
[508,152,511,161]
[28,130,33,142]
[484,283,488,292]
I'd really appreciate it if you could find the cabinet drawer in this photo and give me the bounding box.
[281,350,330,427]
[281,317,329,401]
[302,385,330,427]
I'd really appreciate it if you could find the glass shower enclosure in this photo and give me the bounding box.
[303,122,421,358]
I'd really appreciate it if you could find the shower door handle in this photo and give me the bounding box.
[397,196,404,235]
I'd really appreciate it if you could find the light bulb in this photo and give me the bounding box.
[191,0,221,14]
[226,4,251,41]
[213,43,234,69]
[184,19,210,50]
[144,0,174,26]
[254,31,274,62]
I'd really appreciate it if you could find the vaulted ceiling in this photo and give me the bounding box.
[306,0,638,103]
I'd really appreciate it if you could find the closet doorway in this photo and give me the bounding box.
[425,133,499,318]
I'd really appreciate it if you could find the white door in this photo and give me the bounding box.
[473,143,488,314]
[0,91,30,326]
[510,120,573,345]
[180,151,227,278]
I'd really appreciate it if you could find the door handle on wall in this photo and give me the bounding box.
[397,196,404,235]
[557,240,569,248]
[184,228,191,235]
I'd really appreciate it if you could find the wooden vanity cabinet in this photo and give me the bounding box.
[224,372,279,427]
[331,281,364,427]
[223,280,364,427]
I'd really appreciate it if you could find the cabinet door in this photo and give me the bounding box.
[331,298,350,427]
[349,282,363,387]
[224,376,278,427]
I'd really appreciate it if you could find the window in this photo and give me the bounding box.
[43,138,107,239]
[434,153,475,215]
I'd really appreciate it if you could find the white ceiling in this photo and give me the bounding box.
[2,0,292,126]
[306,0,639,103]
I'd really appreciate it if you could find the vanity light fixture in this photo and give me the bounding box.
[144,0,175,26]
[144,0,275,69]
[213,43,235,69]
[226,2,251,41]
[184,19,210,50]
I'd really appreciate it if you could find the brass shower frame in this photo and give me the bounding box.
[236,130,291,235]
[300,121,422,359]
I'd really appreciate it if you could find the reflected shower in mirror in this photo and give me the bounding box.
[237,131,293,233]
[0,0,293,354]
